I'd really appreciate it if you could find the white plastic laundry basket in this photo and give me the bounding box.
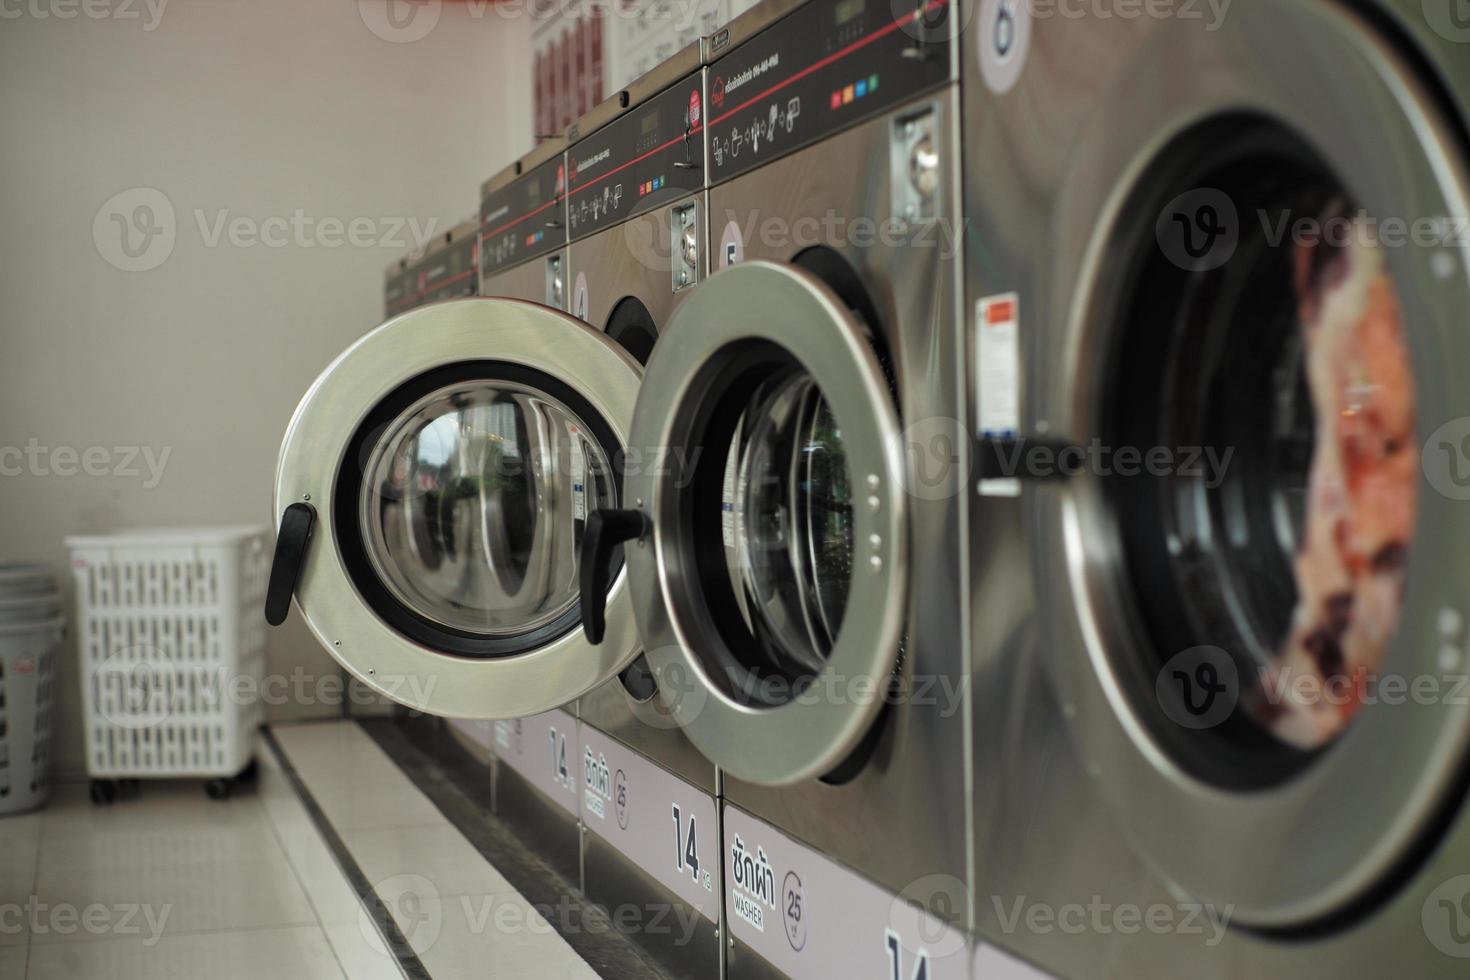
[67,527,270,797]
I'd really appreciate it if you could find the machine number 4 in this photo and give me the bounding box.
[886,931,930,980]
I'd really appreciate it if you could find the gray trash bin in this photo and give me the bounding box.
[0,564,62,816]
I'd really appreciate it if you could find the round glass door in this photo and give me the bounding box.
[625,261,907,786]
[273,300,644,719]
[342,369,620,655]
[720,365,855,684]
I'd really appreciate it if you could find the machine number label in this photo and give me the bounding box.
[549,725,571,789]
[888,930,931,980]
[978,0,1031,95]
[495,710,580,817]
[672,804,711,890]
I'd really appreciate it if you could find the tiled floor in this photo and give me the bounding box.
[0,721,597,979]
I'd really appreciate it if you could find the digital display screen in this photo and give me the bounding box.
[834,0,863,27]
[641,111,660,136]
[525,181,542,208]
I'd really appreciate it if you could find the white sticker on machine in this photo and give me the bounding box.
[723,804,970,980]
[568,422,587,521]
[977,293,1021,497]
[721,440,738,547]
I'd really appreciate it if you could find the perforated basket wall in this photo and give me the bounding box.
[68,529,270,779]
[0,620,61,814]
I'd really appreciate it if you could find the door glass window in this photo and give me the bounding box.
[359,380,616,637]
[722,369,855,677]
[1104,116,1418,784]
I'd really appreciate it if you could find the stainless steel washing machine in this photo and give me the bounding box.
[578,0,972,976]
[559,46,729,980]
[964,1,1470,976]
[565,45,713,794]
[466,142,594,886]
[265,290,641,879]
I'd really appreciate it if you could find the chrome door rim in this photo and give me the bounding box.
[628,261,908,786]
[274,299,644,719]
[1035,2,1470,929]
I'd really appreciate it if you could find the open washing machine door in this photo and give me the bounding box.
[267,298,644,719]
[1030,1,1470,932]
[579,261,908,786]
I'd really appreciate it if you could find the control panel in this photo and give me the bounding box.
[417,230,479,306]
[385,222,479,318]
[383,258,411,319]
[566,75,706,241]
[480,155,568,281]
[705,0,953,185]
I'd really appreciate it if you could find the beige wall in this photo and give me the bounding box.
[0,1,533,779]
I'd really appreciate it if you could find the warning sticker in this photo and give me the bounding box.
[977,293,1021,498]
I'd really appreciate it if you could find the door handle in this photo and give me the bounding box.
[579,508,649,645]
[265,502,316,626]
[976,434,1081,483]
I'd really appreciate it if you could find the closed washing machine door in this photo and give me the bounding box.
[580,261,908,786]
[1032,2,1470,931]
[268,299,644,719]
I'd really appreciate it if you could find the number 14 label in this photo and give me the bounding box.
[672,804,714,891]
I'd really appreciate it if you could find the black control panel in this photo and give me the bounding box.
[416,232,480,305]
[480,155,567,280]
[706,0,953,184]
[386,230,479,317]
[567,77,705,241]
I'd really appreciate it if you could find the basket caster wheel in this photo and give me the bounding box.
[89,779,117,806]
[236,759,259,785]
[205,778,234,801]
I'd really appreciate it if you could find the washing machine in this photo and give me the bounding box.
[469,141,598,886]
[562,46,728,980]
[963,1,1470,976]
[576,0,972,976]
[267,134,617,890]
